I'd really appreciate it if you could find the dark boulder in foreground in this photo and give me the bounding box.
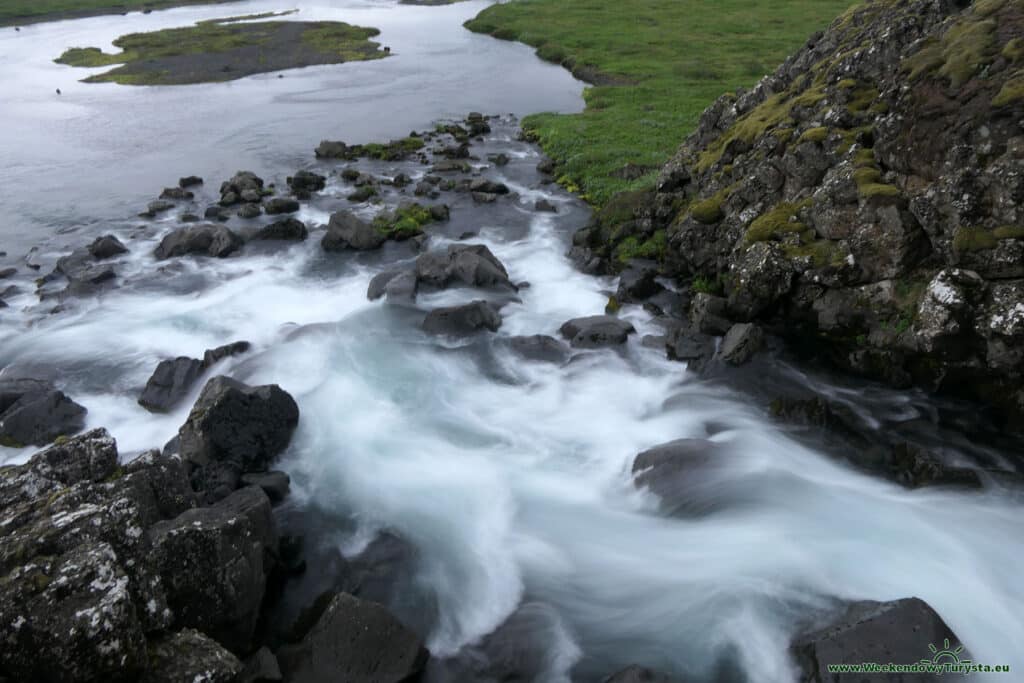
[631,438,725,513]
[0,377,87,447]
[220,171,265,206]
[423,300,502,337]
[253,217,308,241]
[287,169,326,198]
[142,629,242,683]
[415,244,515,291]
[604,665,679,683]
[138,341,251,413]
[149,486,278,653]
[176,376,299,501]
[717,322,764,366]
[154,224,243,260]
[792,598,964,683]
[559,315,636,348]
[322,210,385,251]
[277,592,429,683]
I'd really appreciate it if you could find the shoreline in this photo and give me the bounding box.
[1,0,244,28]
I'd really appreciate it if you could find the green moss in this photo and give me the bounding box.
[993,225,1024,240]
[853,166,900,199]
[992,70,1024,107]
[688,186,733,224]
[0,435,24,449]
[605,296,621,314]
[952,226,997,252]
[692,275,724,295]
[836,78,857,89]
[846,85,879,112]
[853,148,876,167]
[1003,38,1024,62]
[903,12,999,89]
[783,239,844,268]
[54,46,131,67]
[744,199,812,244]
[372,203,440,239]
[798,126,829,144]
[615,230,667,263]
[360,136,425,160]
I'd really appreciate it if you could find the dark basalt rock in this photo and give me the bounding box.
[220,171,265,206]
[276,592,429,683]
[205,205,231,222]
[253,218,308,241]
[239,646,283,683]
[179,175,204,188]
[176,376,299,501]
[240,470,291,503]
[315,140,351,159]
[717,322,764,366]
[792,598,964,683]
[143,199,175,217]
[287,170,326,198]
[604,665,679,683]
[535,198,558,213]
[154,224,243,260]
[0,377,87,447]
[414,244,515,291]
[422,300,502,337]
[508,335,571,364]
[87,234,128,260]
[559,315,636,348]
[322,210,385,251]
[264,197,300,215]
[238,203,262,219]
[469,178,510,195]
[631,438,732,515]
[138,342,251,414]
[141,629,243,683]
[160,187,194,201]
[149,486,278,653]
[617,260,663,302]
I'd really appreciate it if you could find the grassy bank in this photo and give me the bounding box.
[465,0,856,206]
[56,16,385,85]
[0,0,244,27]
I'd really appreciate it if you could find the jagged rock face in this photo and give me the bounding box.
[590,0,1024,420]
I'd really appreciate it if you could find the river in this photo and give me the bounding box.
[0,2,1021,681]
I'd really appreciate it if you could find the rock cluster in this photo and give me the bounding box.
[574,0,1024,423]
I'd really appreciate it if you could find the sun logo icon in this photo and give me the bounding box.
[920,638,971,668]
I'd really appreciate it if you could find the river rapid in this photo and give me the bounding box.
[1,2,1022,682]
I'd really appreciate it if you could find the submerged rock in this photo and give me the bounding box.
[423,300,502,337]
[138,341,251,414]
[264,197,300,215]
[508,334,571,364]
[276,592,429,683]
[253,217,308,241]
[604,665,679,683]
[0,377,87,447]
[287,169,326,198]
[87,234,128,260]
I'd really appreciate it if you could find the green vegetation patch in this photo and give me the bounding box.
[953,225,1024,252]
[745,199,812,244]
[373,204,445,239]
[902,4,1008,89]
[853,166,900,199]
[993,69,1024,107]
[798,126,830,144]
[615,230,667,263]
[55,18,385,86]
[465,0,855,206]
[688,185,734,224]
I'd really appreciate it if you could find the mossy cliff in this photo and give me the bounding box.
[572,0,1024,421]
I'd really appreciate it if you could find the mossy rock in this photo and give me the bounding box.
[952,226,997,252]
[798,126,829,144]
[614,230,667,264]
[992,69,1024,107]
[744,199,812,244]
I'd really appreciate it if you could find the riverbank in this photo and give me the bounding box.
[465,0,855,206]
[0,0,242,27]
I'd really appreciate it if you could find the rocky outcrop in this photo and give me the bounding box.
[579,0,1024,423]
[414,244,516,291]
[322,210,385,251]
[141,629,243,683]
[0,377,87,447]
[422,300,503,336]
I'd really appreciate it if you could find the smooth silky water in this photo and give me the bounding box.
[0,2,1022,682]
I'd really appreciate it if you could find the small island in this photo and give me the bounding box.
[55,15,388,86]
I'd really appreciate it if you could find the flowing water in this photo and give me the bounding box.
[1,2,1023,682]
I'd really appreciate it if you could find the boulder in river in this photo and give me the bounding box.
[0,377,87,447]
[322,210,385,251]
[535,198,558,213]
[238,203,262,219]
[253,217,308,241]
[143,199,176,217]
[139,340,253,414]
[616,260,663,302]
[315,140,352,159]
[276,592,429,683]
[422,300,502,337]
[631,438,731,515]
[160,187,194,201]
[287,170,326,198]
[154,224,244,259]
[469,178,510,195]
[559,315,636,348]
[176,375,299,501]
[415,244,515,291]
[220,171,265,206]
[264,197,300,215]
[179,175,204,188]
[791,597,965,682]
[508,335,571,364]
[87,234,128,260]
[717,322,764,366]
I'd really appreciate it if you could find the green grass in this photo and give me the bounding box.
[0,0,241,26]
[465,0,855,206]
[55,18,384,85]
